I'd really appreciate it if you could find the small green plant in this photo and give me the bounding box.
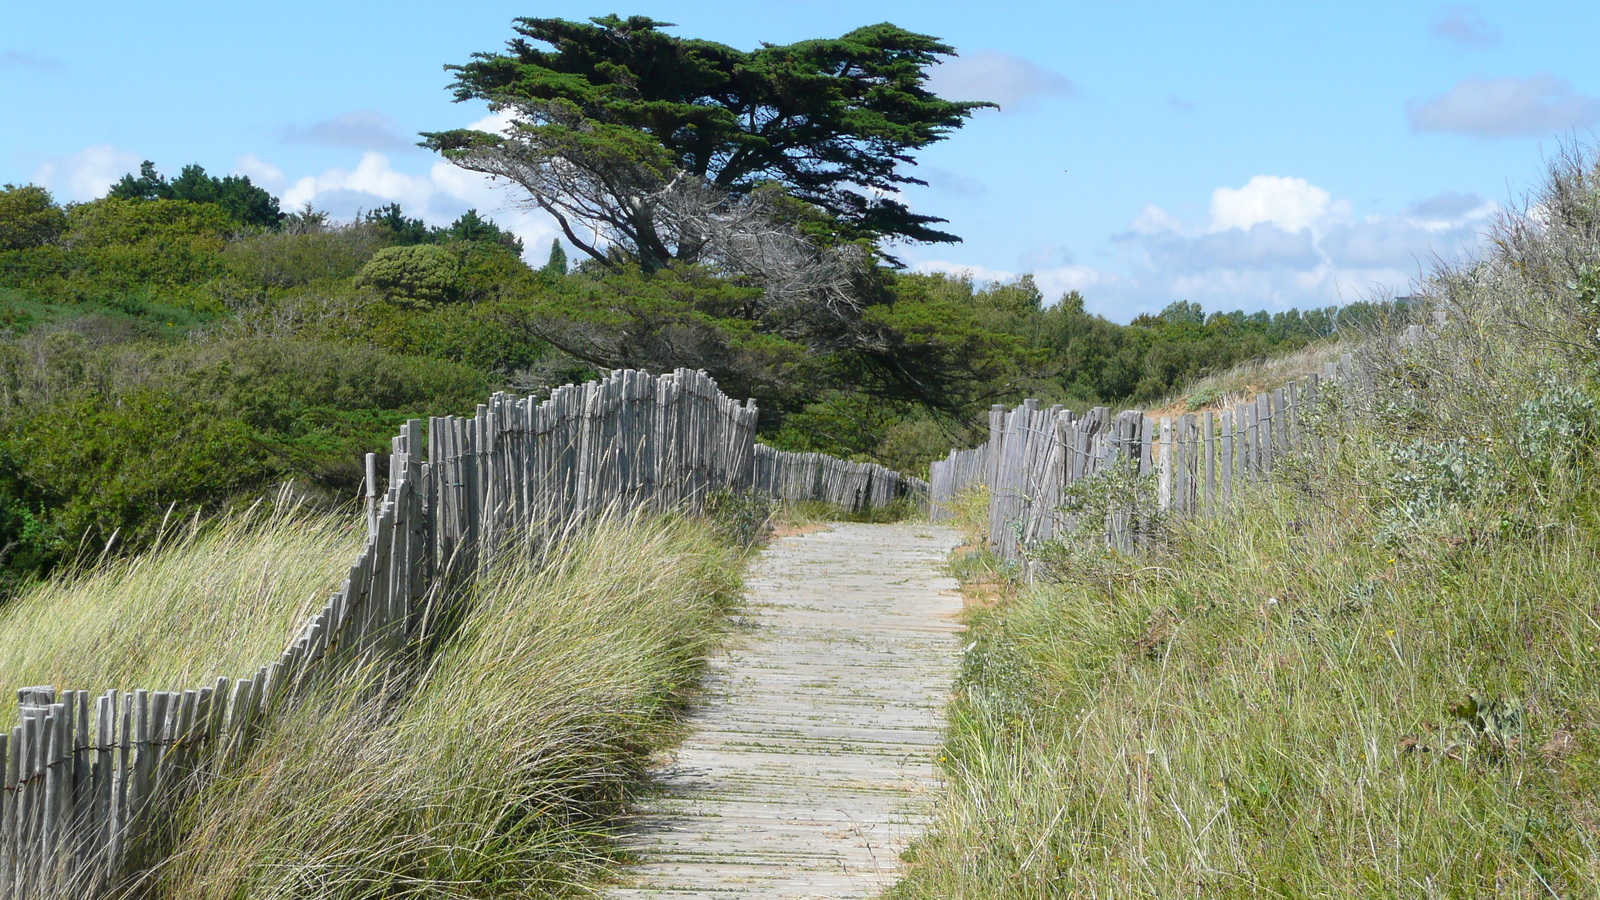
[1027,457,1162,580]
[703,488,776,549]
[1375,436,1504,546]
[1184,385,1222,410]
[1515,380,1600,471]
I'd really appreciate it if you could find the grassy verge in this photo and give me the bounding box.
[896,148,1600,898]
[0,497,360,721]
[778,496,925,527]
[133,510,744,899]
[900,455,1600,897]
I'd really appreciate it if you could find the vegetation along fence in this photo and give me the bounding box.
[931,350,1377,559]
[753,445,928,511]
[0,367,922,898]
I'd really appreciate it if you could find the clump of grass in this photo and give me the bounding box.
[0,498,360,721]
[896,145,1600,897]
[1156,337,1358,416]
[900,436,1600,896]
[141,510,741,899]
[780,495,924,525]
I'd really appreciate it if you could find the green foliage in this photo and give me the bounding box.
[0,330,486,587]
[438,207,524,255]
[427,15,992,266]
[48,198,238,306]
[517,262,820,410]
[355,243,461,307]
[363,202,431,245]
[0,184,66,251]
[703,488,776,549]
[541,238,567,277]
[1516,380,1600,471]
[5,389,271,553]
[222,222,390,290]
[109,160,284,229]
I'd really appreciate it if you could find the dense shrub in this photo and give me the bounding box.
[222,223,390,290]
[355,244,460,307]
[0,185,66,251]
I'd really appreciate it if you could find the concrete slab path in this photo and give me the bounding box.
[608,522,964,899]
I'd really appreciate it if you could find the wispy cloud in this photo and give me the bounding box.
[30,144,140,201]
[278,110,418,152]
[914,177,1495,319]
[1407,74,1600,137]
[234,154,286,190]
[278,151,556,257]
[1430,6,1500,48]
[0,49,65,73]
[926,50,1075,111]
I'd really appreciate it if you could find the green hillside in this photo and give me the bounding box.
[0,169,1383,595]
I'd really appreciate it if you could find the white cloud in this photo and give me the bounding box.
[234,154,285,190]
[1031,265,1123,305]
[1407,74,1600,138]
[30,144,141,201]
[1147,224,1322,273]
[466,108,519,137]
[278,151,559,260]
[1431,6,1500,48]
[1028,178,1497,318]
[1208,175,1340,234]
[910,260,1021,285]
[925,50,1074,110]
[1132,203,1188,236]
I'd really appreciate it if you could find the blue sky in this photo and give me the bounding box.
[4,1,1597,320]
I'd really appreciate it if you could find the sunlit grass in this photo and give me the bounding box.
[897,145,1600,897]
[139,510,742,899]
[897,442,1600,898]
[0,498,360,721]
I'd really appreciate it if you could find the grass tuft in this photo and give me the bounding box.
[137,510,742,899]
[0,498,360,721]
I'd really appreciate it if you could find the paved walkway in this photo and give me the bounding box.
[610,523,964,899]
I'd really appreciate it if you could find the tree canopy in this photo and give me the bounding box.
[423,15,991,270]
[110,161,284,229]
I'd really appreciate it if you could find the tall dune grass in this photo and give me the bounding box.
[0,498,361,721]
[139,510,741,899]
[895,145,1600,897]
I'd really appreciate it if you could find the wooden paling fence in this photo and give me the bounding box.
[752,445,927,512]
[930,352,1365,559]
[0,367,905,898]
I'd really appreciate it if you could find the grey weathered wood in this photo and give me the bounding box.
[1202,411,1216,515]
[611,525,961,899]
[1221,409,1234,504]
